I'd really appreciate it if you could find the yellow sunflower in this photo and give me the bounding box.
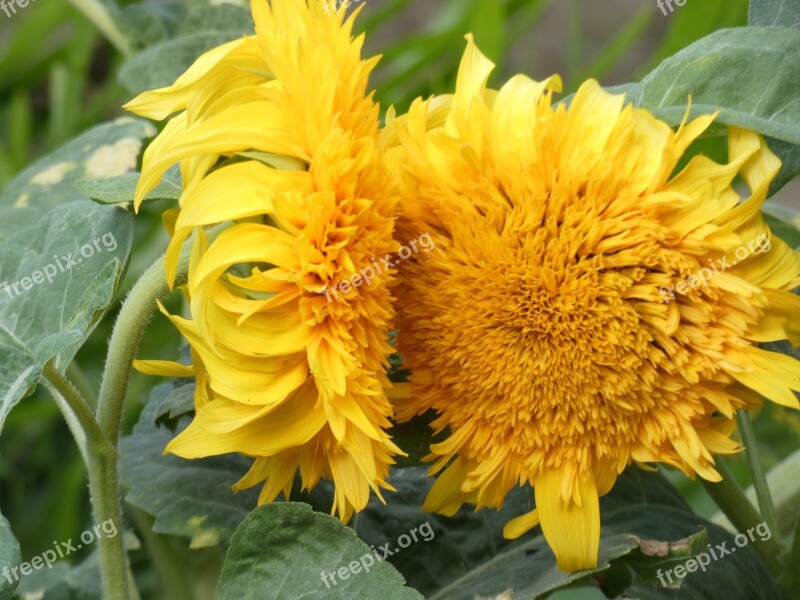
[125,0,402,521]
[384,36,800,571]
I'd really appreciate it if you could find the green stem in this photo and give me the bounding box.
[67,361,99,410]
[67,0,132,57]
[42,365,131,600]
[42,363,108,462]
[88,447,134,600]
[780,508,800,591]
[701,457,783,575]
[96,258,175,447]
[736,410,778,537]
[91,226,223,597]
[97,224,226,448]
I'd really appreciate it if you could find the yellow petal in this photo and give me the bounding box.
[535,467,600,572]
[133,359,195,377]
[503,508,540,540]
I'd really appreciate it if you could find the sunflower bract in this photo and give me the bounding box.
[384,35,800,572]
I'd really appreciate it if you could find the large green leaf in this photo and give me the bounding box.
[0,119,152,434]
[765,137,800,196]
[602,27,800,195]
[13,531,140,600]
[641,0,748,74]
[78,165,182,206]
[348,468,779,600]
[748,2,800,191]
[119,382,260,548]
[624,27,800,145]
[749,0,800,28]
[216,503,423,600]
[763,204,800,248]
[0,512,21,600]
[0,118,152,242]
[118,3,253,94]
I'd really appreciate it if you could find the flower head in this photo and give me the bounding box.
[385,36,800,571]
[126,0,401,521]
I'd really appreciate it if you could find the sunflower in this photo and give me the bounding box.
[125,0,402,521]
[384,36,800,571]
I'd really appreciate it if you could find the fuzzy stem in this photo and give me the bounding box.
[42,364,131,600]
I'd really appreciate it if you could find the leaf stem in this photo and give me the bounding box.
[67,361,99,410]
[700,457,783,575]
[736,410,778,537]
[42,363,108,460]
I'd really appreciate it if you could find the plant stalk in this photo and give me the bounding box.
[701,457,783,575]
[736,410,778,537]
[42,364,131,600]
[96,257,177,447]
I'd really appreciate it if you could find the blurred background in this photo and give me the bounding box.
[0,0,797,594]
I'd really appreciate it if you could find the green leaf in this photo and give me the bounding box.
[749,0,800,28]
[349,467,779,599]
[763,205,800,248]
[0,118,153,242]
[118,3,253,95]
[765,136,800,195]
[14,531,140,600]
[119,32,242,95]
[0,511,21,600]
[216,503,424,600]
[623,27,800,146]
[641,0,748,74]
[152,379,195,426]
[119,383,260,549]
[118,2,185,48]
[0,119,150,434]
[78,166,182,205]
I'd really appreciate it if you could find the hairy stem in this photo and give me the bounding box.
[42,364,131,600]
[96,257,177,447]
